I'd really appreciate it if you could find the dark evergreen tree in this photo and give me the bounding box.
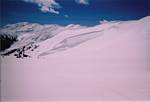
[0,34,17,51]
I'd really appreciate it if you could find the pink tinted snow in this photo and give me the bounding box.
[1,16,150,102]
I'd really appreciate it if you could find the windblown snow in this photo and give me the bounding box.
[0,16,150,101]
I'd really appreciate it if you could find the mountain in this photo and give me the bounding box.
[0,16,150,58]
[1,16,150,101]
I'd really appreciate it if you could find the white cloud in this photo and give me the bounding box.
[64,14,69,18]
[75,0,89,5]
[22,0,89,15]
[22,0,61,14]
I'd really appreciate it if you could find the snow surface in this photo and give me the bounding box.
[1,16,150,102]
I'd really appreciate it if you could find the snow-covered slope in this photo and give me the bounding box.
[0,22,87,58]
[1,16,149,58]
[1,16,150,101]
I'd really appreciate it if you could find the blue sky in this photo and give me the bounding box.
[0,0,150,26]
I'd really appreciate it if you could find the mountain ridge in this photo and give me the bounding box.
[0,16,150,58]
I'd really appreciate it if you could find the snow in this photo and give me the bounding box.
[1,16,150,102]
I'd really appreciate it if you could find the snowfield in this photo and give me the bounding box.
[1,16,150,102]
